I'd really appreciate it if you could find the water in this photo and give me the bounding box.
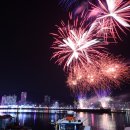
[2,110,130,130]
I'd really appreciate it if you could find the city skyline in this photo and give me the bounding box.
[0,91,130,110]
[0,0,130,104]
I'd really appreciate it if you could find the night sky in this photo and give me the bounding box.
[0,0,130,104]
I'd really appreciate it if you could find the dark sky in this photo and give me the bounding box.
[0,0,130,104]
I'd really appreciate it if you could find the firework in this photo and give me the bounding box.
[51,14,103,70]
[50,0,130,96]
[66,55,130,94]
[66,66,85,93]
[99,96,112,108]
[100,55,130,86]
[95,89,112,108]
[66,64,103,93]
[77,96,88,109]
[96,89,111,98]
[89,0,130,40]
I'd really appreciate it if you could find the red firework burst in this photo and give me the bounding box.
[66,55,130,94]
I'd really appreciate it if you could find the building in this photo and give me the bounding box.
[1,95,17,105]
[19,92,27,105]
[44,95,50,107]
[52,101,59,108]
[21,92,27,102]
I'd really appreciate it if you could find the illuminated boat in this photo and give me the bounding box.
[52,111,91,130]
[124,127,130,130]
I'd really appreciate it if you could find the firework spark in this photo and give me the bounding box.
[96,89,112,108]
[51,14,103,70]
[66,66,85,93]
[66,55,130,94]
[96,89,111,98]
[99,55,130,86]
[99,96,112,108]
[66,64,103,93]
[89,0,130,40]
[50,0,130,96]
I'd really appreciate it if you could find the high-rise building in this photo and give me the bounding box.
[44,95,50,106]
[1,95,17,105]
[20,92,27,105]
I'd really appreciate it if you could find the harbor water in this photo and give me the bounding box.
[1,110,130,130]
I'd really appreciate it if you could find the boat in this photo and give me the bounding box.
[51,110,91,130]
[0,114,15,129]
[0,114,32,130]
[124,127,130,130]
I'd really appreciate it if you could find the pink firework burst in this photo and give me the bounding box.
[51,13,104,70]
[89,0,130,41]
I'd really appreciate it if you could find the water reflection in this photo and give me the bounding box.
[0,110,130,130]
[91,114,95,127]
[18,113,26,125]
[126,111,130,125]
[77,113,113,129]
[100,114,116,130]
[77,112,128,130]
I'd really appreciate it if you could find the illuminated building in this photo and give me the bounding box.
[44,95,50,107]
[1,95,17,105]
[19,92,27,105]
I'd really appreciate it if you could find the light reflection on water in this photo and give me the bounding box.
[77,112,117,130]
[0,109,130,130]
